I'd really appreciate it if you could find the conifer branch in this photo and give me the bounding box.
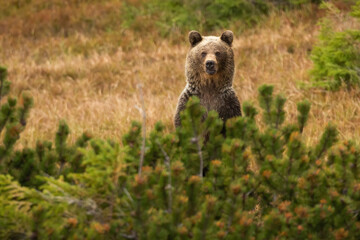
[197,137,204,178]
[120,233,137,239]
[274,95,286,129]
[314,123,338,160]
[191,133,203,178]
[226,198,236,236]
[187,99,204,177]
[55,120,70,176]
[297,100,310,134]
[123,187,134,204]
[157,140,172,213]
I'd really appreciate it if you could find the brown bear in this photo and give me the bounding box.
[174,30,241,132]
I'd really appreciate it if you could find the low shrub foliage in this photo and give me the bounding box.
[1,67,360,239]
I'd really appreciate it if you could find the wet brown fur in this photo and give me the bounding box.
[174,30,242,131]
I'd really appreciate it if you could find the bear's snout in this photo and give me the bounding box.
[205,60,217,75]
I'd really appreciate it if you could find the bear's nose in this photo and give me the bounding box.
[206,60,215,69]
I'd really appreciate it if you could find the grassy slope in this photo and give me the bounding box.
[0,1,360,147]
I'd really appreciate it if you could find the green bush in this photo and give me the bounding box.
[1,68,360,239]
[0,67,92,187]
[309,2,360,90]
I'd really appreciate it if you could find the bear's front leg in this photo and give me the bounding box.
[217,89,242,135]
[217,89,242,121]
[174,89,194,127]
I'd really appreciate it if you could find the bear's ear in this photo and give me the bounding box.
[220,30,233,46]
[189,31,202,47]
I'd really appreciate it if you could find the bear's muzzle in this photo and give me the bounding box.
[205,60,217,75]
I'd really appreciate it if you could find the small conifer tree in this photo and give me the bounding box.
[0,67,92,186]
[310,2,360,90]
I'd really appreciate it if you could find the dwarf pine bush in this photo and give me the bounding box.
[1,66,360,239]
[310,2,360,90]
[0,67,92,187]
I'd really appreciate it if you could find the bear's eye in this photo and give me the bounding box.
[201,52,207,58]
[215,51,221,57]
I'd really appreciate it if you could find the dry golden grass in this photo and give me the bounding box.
[1,4,360,147]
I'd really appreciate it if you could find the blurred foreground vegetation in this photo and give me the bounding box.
[1,65,360,239]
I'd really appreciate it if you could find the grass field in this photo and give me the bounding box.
[1,1,360,148]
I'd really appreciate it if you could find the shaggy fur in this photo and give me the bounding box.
[174,30,242,130]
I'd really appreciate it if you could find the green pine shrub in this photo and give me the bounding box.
[309,2,360,90]
[1,66,360,239]
[0,67,92,187]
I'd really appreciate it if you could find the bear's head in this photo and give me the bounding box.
[185,30,234,88]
